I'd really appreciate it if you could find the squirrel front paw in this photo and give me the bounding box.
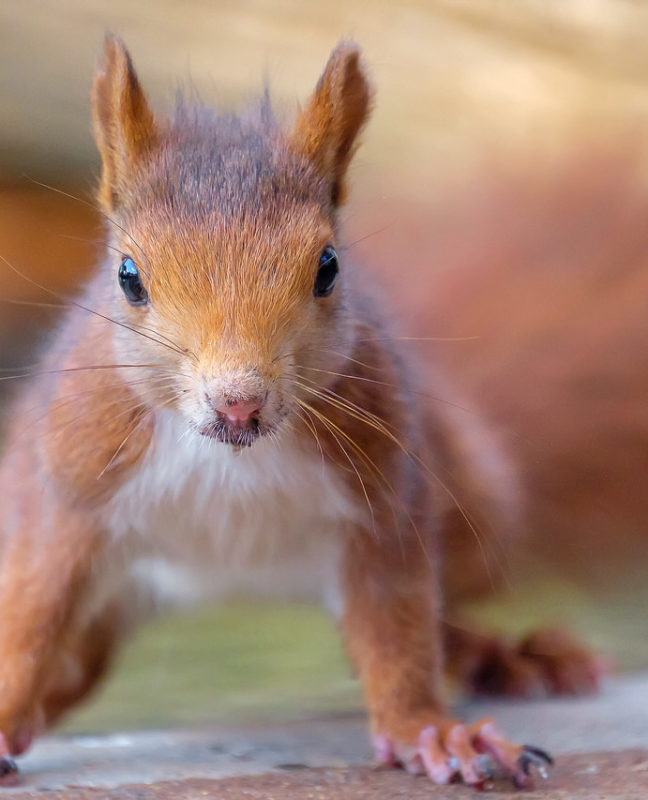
[0,734,22,788]
[0,711,43,786]
[0,756,19,789]
[373,714,552,789]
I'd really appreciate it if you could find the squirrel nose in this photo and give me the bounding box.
[215,397,263,424]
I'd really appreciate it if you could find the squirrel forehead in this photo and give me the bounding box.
[128,205,330,272]
[125,105,331,223]
[116,117,333,269]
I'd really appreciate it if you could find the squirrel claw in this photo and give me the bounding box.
[514,745,554,786]
[521,744,554,767]
[0,757,20,787]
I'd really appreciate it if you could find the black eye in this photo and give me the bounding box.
[313,245,339,298]
[118,257,148,306]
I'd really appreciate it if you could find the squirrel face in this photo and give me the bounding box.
[91,37,372,446]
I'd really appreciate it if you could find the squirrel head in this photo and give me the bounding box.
[91,35,372,446]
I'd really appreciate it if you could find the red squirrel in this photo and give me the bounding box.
[0,36,598,788]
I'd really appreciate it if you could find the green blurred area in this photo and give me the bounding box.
[64,602,361,733]
[64,575,648,733]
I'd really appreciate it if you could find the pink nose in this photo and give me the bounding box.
[216,398,262,424]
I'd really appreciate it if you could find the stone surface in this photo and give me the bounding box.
[3,752,648,800]
[3,673,647,796]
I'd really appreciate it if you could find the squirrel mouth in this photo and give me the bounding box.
[197,416,263,447]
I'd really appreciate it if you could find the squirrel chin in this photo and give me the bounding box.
[196,424,262,448]
[191,414,282,448]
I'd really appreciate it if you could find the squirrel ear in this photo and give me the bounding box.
[292,42,372,207]
[91,35,158,211]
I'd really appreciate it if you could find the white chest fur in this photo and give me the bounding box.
[102,410,360,615]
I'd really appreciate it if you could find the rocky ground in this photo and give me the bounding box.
[3,673,647,798]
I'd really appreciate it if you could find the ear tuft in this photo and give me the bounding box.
[91,34,158,211]
[292,42,373,207]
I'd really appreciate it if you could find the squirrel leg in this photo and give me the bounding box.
[340,526,552,789]
[0,496,103,782]
[40,599,128,730]
[443,621,608,698]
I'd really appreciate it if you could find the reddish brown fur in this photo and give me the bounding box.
[92,35,159,211]
[292,43,372,207]
[0,36,566,788]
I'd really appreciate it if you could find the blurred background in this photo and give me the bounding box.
[2,0,648,733]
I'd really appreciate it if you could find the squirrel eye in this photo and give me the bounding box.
[313,246,339,298]
[118,257,148,306]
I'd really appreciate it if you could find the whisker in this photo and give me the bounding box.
[295,397,378,537]
[295,396,426,566]
[13,375,180,443]
[300,397,410,557]
[0,363,189,383]
[57,233,126,260]
[0,298,72,310]
[294,374,401,437]
[297,364,473,413]
[273,346,385,373]
[294,380,403,451]
[23,175,150,272]
[355,336,480,343]
[292,377,505,587]
[131,324,192,354]
[342,223,395,250]
[0,254,189,358]
[97,390,181,479]
[291,404,325,465]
